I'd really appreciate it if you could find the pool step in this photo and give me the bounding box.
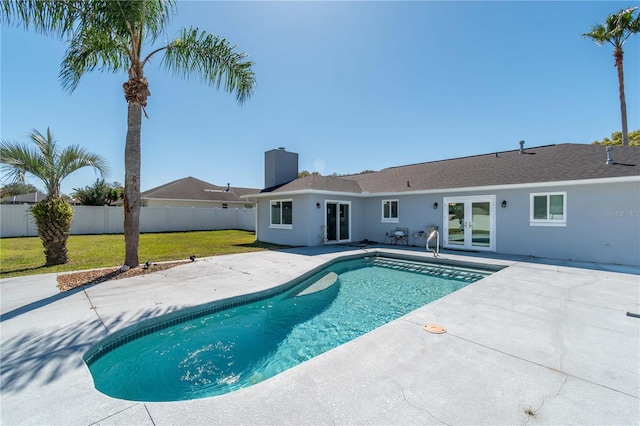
[371,257,490,282]
[296,272,339,296]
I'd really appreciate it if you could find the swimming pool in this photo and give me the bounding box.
[84,255,498,402]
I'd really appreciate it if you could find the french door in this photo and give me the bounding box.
[443,196,495,251]
[326,201,350,243]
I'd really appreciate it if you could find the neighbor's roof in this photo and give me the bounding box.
[141,177,259,203]
[1,191,48,204]
[260,144,639,196]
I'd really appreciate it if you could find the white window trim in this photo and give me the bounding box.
[381,199,399,223]
[529,192,567,227]
[269,199,293,229]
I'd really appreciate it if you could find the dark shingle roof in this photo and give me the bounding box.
[265,175,363,193]
[268,144,639,194]
[141,177,259,202]
[1,191,48,204]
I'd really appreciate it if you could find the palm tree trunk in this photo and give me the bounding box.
[42,236,69,265]
[124,103,141,267]
[615,47,629,146]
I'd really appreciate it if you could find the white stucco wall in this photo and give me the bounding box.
[256,179,640,267]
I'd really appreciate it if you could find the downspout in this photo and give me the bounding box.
[254,198,259,241]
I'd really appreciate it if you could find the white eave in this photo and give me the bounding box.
[143,197,249,204]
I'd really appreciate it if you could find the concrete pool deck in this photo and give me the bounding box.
[1,246,638,425]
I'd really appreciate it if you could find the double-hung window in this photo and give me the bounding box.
[381,199,399,223]
[270,199,293,229]
[530,192,566,226]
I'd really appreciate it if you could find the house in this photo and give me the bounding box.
[1,191,48,204]
[140,177,258,209]
[248,144,640,267]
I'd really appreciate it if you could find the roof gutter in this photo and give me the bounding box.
[244,189,364,199]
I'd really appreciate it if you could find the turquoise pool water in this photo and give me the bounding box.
[85,256,494,402]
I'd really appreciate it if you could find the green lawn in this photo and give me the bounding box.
[0,230,287,278]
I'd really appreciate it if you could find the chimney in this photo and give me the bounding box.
[519,140,525,154]
[264,147,299,189]
[606,146,614,165]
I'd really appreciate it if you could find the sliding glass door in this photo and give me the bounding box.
[325,201,350,243]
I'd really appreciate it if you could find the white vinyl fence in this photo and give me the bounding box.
[0,205,255,238]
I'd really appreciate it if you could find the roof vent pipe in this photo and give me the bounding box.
[519,140,525,154]
[606,146,614,165]
[226,183,230,192]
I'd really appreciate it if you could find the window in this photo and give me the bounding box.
[222,203,228,209]
[270,199,293,228]
[382,199,399,223]
[530,192,566,226]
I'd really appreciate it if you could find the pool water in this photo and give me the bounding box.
[85,256,493,402]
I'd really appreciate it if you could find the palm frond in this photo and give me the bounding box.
[97,0,174,45]
[161,27,256,105]
[0,141,48,187]
[4,1,174,93]
[0,128,109,198]
[59,1,171,93]
[0,0,80,37]
[29,128,56,172]
[57,145,111,181]
[60,25,131,93]
[583,7,639,47]
[582,24,609,45]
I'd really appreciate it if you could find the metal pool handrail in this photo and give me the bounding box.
[426,229,440,257]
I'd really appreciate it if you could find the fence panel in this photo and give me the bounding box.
[70,206,120,234]
[0,205,38,237]
[193,208,214,230]
[236,208,255,231]
[0,205,254,238]
[168,208,196,232]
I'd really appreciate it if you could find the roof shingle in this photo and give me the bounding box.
[141,177,259,202]
[269,144,639,194]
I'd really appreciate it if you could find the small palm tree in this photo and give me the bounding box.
[72,178,122,206]
[583,7,640,147]
[1,0,256,267]
[1,128,110,265]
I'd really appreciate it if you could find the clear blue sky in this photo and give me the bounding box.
[2,1,639,196]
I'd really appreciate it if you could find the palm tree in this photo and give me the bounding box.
[1,128,110,265]
[583,7,640,147]
[1,1,256,267]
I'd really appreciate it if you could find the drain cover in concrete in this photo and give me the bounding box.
[423,324,446,334]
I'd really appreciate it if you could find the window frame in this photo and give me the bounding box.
[529,192,567,227]
[381,199,399,223]
[269,199,293,229]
